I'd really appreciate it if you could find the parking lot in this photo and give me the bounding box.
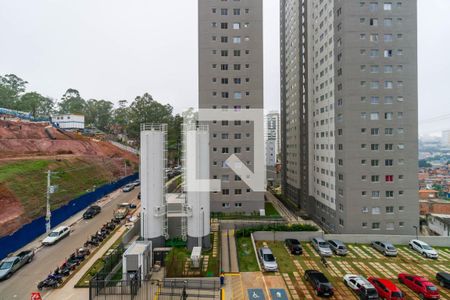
[255,241,450,300]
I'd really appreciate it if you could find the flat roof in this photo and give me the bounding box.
[124,240,151,256]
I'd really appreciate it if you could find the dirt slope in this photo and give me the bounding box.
[0,119,138,237]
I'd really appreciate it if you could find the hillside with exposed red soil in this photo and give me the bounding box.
[0,119,138,237]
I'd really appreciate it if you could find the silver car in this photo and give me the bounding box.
[371,241,398,256]
[311,237,333,257]
[258,247,278,272]
[327,240,348,256]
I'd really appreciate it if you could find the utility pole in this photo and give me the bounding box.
[45,170,58,233]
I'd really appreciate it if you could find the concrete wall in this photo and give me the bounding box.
[252,231,450,247]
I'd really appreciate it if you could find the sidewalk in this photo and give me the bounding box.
[44,226,127,300]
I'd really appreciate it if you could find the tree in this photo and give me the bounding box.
[84,99,113,131]
[127,93,174,139]
[0,74,28,109]
[16,92,54,117]
[58,89,85,114]
[419,159,432,168]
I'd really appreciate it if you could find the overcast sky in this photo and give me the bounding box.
[0,0,449,135]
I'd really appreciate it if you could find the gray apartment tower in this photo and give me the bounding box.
[198,0,264,213]
[280,0,419,234]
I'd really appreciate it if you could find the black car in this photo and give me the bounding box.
[83,205,101,219]
[304,270,334,297]
[436,272,450,288]
[356,285,379,300]
[285,239,303,255]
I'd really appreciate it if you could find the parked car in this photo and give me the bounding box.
[311,237,333,257]
[42,226,70,246]
[122,184,134,192]
[409,240,439,259]
[368,277,405,300]
[258,247,278,272]
[436,272,450,288]
[132,180,140,187]
[371,241,398,257]
[304,270,334,297]
[398,273,440,299]
[398,274,440,299]
[327,240,348,256]
[0,250,34,280]
[343,274,379,299]
[285,239,303,255]
[83,205,101,219]
[114,203,130,220]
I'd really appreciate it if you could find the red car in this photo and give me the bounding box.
[398,274,440,299]
[368,277,405,300]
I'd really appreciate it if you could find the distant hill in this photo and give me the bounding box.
[0,119,138,236]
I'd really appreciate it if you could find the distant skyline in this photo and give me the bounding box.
[0,0,449,134]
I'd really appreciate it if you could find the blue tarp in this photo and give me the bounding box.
[0,173,138,260]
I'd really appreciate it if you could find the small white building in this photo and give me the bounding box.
[427,214,450,237]
[52,114,85,129]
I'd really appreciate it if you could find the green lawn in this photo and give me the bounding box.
[236,237,259,272]
[256,241,297,273]
[264,202,281,217]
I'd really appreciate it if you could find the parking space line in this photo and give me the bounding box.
[400,247,423,260]
[369,262,396,278]
[437,264,450,273]
[437,250,450,260]
[305,244,320,257]
[328,261,343,278]
[361,245,383,259]
[282,273,300,300]
[338,261,358,275]
[292,271,314,299]
[348,245,370,259]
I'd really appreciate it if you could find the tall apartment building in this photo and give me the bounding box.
[198,0,264,213]
[265,111,280,166]
[281,0,419,234]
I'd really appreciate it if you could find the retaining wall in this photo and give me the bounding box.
[252,231,450,247]
[0,173,139,260]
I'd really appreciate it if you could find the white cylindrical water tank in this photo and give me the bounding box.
[140,124,167,247]
[185,125,211,250]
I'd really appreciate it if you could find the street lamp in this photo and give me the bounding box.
[413,225,418,240]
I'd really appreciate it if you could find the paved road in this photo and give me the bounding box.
[0,188,139,300]
[221,229,239,273]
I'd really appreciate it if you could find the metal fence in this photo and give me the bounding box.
[90,278,221,300]
[0,173,139,260]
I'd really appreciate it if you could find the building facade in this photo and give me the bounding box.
[198,0,264,213]
[281,0,418,234]
[52,114,85,129]
[265,111,280,166]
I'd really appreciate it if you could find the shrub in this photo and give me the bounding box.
[235,223,318,238]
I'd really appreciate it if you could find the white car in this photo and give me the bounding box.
[409,239,439,259]
[343,274,372,290]
[42,226,70,246]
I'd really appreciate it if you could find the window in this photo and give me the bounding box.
[371,96,380,104]
[221,92,229,98]
[399,222,405,227]
[221,133,229,139]
[221,8,228,15]
[384,65,393,73]
[233,92,242,99]
[385,159,393,166]
[221,22,228,29]
[370,18,378,26]
[371,144,379,151]
[233,22,240,29]
[370,65,379,73]
[384,34,393,42]
[399,206,404,212]
[370,34,379,42]
[234,147,241,153]
[384,18,393,27]
[221,78,228,84]
[385,128,393,135]
[235,203,242,207]
[372,207,381,214]
[221,50,228,56]
[234,133,241,139]
[386,191,394,198]
[372,191,380,198]
[398,143,405,150]
[233,8,240,15]
[384,96,394,104]
[385,112,393,120]
[370,112,379,120]
[385,175,394,182]
[372,222,380,230]
[385,144,393,150]
[371,175,380,182]
[221,64,228,70]
[384,49,393,57]
[235,189,242,195]
[371,81,380,89]
[221,147,229,154]
[362,222,368,228]
[370,49,379,57]
[369,2,378,12]
[222,189,229,195]
[386,222,395,230]
[384,81,393,89]
[233,36,241,44]
[221,175,229,181]
[384,2,392,10]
